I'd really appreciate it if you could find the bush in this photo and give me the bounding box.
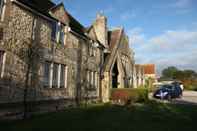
[110,88,149,105]
[185,84,197,91]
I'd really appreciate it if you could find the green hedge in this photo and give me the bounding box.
[110,88,149,104]
[185,84,197,91]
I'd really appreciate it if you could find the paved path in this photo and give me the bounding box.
[172,91,197,105]
[150,91,197,105]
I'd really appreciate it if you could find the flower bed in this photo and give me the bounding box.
[110,88,149,105]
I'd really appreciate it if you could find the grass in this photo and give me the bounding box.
[1,101,197,131]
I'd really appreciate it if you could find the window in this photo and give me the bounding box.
[93,48,96,57]
[0,28,3,40]
[0,0,5,20]
[51,22,57,41]
[43,62,68,88]
[89,46,93,56]
[60,65,66,88]
[52,63,58,88]
[0,50,4,76]
[43,61,50,88]
[51,22,65,45]
[59,26,65,45]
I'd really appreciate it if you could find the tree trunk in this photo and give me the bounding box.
[23,63,30,119]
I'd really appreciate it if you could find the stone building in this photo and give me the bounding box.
[133,64,145,88]
[0,0,104,108]
[142,64,157,81]
[101,27,135,102]
[142,64,157,87]
[0,0,136,108]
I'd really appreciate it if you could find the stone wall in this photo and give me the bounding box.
[0,1,102,105]
[0,3,78,104]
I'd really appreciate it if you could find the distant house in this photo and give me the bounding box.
[133,64,145,88]
[142,64,157,81]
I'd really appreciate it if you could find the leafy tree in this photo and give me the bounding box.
[161,66,178,79]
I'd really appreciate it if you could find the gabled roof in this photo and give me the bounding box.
[86,25,98,41]
[102,28,123,72]
[108,28,123,51]
[49,3,86,37]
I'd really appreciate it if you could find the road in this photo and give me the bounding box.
[150,90,197,105]
[172,91,197,105]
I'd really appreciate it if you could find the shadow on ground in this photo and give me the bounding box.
[0,101,197,131]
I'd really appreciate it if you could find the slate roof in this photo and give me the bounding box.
[17,0,55,16]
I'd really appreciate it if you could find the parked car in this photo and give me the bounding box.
[153,84,182,100]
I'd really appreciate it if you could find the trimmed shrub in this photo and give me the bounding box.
[110,88,149,105]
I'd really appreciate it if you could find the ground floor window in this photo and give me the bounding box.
[87,70,98,89]
[43,61,68,88]
[43,61,50,88]
[0,50,5,77]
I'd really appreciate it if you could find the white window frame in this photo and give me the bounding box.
[64,66,68,88]
[0,0,6,21]
[0,51,6,78]
[44,62,68,89]
[55,22,65,45]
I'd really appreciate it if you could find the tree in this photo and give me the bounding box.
[161,66,178,80]
[6,17,42,119]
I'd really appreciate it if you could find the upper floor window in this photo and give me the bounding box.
[0,0,5,21]
[51,22,65,45]
[0,50,5,77]
[51,21,57,41]
[59,24,65,45]
[89,46,96,57]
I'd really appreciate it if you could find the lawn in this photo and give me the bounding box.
[1,101,197,131]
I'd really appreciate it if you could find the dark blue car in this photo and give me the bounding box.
[153,84,182,100]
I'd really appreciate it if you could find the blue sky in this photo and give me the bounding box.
[53,0,197,75]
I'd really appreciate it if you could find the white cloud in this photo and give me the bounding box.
[171,0,192,8]
[129,28,197,75]
[128,27,145,47]
[120,10,137,21]
[103,6,114,14]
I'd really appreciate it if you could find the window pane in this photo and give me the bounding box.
[60,65,65,88]
[0,51,4,75]
[52,63,58,88]
[60,28,65,45]
[51,22,57,40]
[43,61,50,88]
[0,0,4,16]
